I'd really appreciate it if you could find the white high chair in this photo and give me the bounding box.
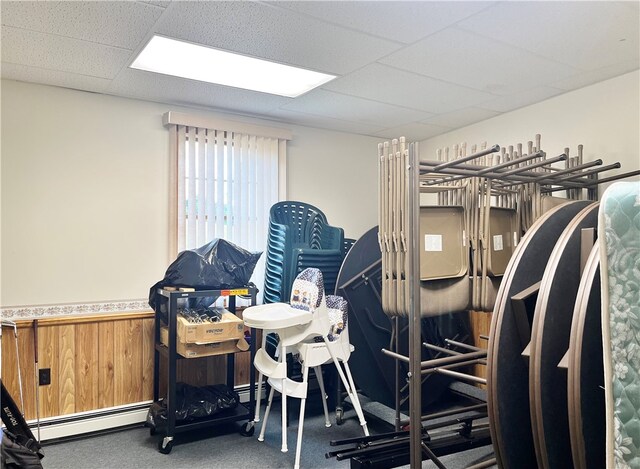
[243,268,369,469]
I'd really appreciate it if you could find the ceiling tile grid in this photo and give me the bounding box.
[137,1,172,8]
[322,63,497,114]
[0,0,164,50]
[0,1,638,140]
[0,62,112,94]
[422,107,501,129]
[477,86,565,113]
[280,89,434,128]
[374,122,453,141]
[1,26,133,79]
[379,27,581,96]
[154,1,401,76]
[108,68,292,116]
[270,1,495,45]
[455,1,640,72]
[551,59,640,91]
[265,108,387,136]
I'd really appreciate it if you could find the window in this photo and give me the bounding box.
[165,112,291,300]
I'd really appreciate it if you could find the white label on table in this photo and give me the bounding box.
[425,234,443,252]
[493,234,504,251]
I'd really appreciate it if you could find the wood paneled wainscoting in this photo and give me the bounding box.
[1,311,255,423]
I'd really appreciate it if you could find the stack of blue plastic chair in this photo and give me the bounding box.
[263,201,347,304]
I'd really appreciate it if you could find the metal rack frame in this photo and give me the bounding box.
[152,286,258,453]
[379,137,638,468]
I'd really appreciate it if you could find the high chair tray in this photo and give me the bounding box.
[242,303,312,329]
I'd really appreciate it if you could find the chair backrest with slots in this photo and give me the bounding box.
[270,201,328,248]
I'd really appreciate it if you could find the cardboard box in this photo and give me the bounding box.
[160,327,249,358]
[176,311,244,344]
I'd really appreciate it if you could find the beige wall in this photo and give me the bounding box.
[421,70,640,189]
[0,80,379,307]
[6,70,635,307]
[287,125,378,240]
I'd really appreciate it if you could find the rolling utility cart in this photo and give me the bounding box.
[152,286,257,454]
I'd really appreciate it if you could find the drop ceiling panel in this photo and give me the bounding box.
[0,1,164,50]
[423,107,500,128]
[155,1,400,75]
[0,1,636,139]
[323,63,496,114]
[374,122,452,141]
[456,1,640,72]
[551,60,640,91]
[272,1,494,44]
[109,68,291,115]
[623,1,640,14]
[280,89,434,128]
[380,27,579,95]
[1,27,132,79]
[139,1,171,7]
[265,108,386,135]
[478,86,564,113]
[1,63,112,93]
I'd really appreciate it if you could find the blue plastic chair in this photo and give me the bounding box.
[263,201,346,304]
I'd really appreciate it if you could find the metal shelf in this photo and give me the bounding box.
[151,286,258,453]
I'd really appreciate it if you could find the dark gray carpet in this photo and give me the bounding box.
[42,400,495,468]
[43,401,373,469]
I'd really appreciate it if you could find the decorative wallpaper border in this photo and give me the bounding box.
[1,299,151,320]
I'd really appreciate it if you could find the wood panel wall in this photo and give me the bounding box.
[469,310,493,388]
[2,312,255,420]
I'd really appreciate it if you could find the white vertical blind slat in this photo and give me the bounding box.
[270,138,278,206]
[264,138,271,245]
[215,131,225,238]
[239,134,249,249]
[205,129,215,242]
[225,133,234,241]
[176,125,187,251]
[232,132,242,243]
[197,128,206,246]
[248,135,257,250]
[278,139,287,200]
[187,126,197,248]
[172,122,285,302]
[255,137,265,253]
[253,137,271,295]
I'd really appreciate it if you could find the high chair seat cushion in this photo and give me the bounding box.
[242,303,312,330]
[325,295,348,341]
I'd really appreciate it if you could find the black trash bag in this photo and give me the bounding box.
[145,383,240,431]
[1,430,44,469]
[149,239,262,318]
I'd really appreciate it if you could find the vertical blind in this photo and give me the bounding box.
[169,120,287,300]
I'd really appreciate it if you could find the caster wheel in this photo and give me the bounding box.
[158,437,173,454]
[240,421,255,437]
[336,407,344,426]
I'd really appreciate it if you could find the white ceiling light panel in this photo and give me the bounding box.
[130,35,336,97]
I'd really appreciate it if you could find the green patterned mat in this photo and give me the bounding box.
[599,181,640,469]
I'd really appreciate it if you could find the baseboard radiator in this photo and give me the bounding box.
[14,384,260,442]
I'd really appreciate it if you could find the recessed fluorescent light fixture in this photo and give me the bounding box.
[130,35,336,98]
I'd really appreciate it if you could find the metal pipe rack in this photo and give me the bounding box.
[371,135,638,468]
